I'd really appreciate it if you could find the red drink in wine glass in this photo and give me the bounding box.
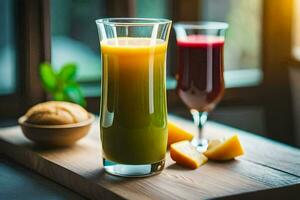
[174,22,228,150]
[177,35,225,112]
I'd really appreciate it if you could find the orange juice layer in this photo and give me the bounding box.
[100,37,168,164]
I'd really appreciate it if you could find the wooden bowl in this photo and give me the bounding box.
[18,113,95,146]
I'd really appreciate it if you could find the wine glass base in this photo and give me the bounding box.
[191,138,208,152]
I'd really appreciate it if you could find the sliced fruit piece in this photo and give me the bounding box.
[204,135,244,161]
[168,121,194,146]
[170,140,208,169]
[207,138,225,150]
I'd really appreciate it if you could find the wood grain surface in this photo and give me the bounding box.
[0,115,299,200]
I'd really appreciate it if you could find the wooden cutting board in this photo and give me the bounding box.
[0,115,300,200]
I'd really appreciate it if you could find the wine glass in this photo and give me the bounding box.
[173,22,228,151]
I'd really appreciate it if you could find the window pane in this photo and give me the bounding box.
[51,0,104,82]
[136,0,168,18]
[201,0,262,71]
[0,0,16,95]
[293,0,300,60]
[200,0,263,87]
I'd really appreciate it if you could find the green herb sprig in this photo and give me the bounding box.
[39,62,87,107]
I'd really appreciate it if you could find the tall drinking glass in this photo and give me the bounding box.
[96,18,172,177]
[174,22,228,151]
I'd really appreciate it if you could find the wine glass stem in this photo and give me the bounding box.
[190,109,208,148]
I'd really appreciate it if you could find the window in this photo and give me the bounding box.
[200,0,263,87]
[49,0,265,103]
[51,0,175,94]
[0,0,16,95]
[293,0,300,60]
[51,0,104,83]
[136,0,168,18]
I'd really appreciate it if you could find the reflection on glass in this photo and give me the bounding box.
[0,0,15,95]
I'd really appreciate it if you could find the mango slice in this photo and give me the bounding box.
[170,140,208,169]
[204,135,244,161]
[168,121,194,146]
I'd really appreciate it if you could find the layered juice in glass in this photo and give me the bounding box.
[100,38,168,165]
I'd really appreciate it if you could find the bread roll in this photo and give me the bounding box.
[25,101,89,125]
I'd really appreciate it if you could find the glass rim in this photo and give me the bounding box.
[174,21,229,30]
[95,18,172,26]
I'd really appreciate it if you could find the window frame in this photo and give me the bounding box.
[260,0,296,144]
[0,0,50,118]
[0,0,20,117]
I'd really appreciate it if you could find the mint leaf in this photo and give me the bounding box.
[64,82,86,107]
[40,62,57,92]
[39,61,87,108]
[58,63,77,81]
[53,91,65,101]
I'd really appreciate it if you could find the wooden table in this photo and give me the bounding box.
[0,115,299,200]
